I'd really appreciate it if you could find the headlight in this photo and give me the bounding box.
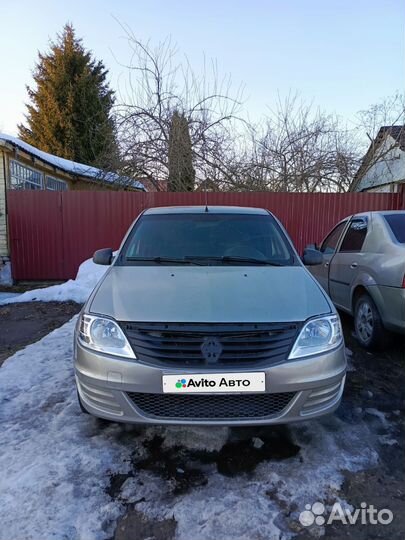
[288,315,343,359]
[78,314,136,359]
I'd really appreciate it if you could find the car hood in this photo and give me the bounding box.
[89,266,331,323]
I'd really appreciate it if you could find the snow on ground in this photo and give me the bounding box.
[0,292,21,301]
[0,256,109,305]
[0,318,131,540]
[0,317,384,540]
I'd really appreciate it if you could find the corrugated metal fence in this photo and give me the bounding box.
[7,190,404,280]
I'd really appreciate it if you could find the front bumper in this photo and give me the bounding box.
[74,340,347,426]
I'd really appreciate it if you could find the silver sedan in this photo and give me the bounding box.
[307,211,405,349]
[74,206,346,426]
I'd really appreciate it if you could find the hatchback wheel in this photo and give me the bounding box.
[354,293,384,349]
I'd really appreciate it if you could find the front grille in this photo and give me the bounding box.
[127,392,296,420]
[120,322,300,368]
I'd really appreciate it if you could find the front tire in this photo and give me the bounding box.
[354,293,385,349]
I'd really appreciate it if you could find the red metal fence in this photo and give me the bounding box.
[7,190,404,280]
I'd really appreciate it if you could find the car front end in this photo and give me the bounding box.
[74,315,346,425]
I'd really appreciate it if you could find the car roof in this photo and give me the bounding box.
[369,210,405,216]
[143,205,270,215]
[338,210,405,222]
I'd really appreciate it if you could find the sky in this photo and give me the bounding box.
[0,0,403,135]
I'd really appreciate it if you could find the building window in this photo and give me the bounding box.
[9,160,68,191]
[9,160,42,190]
[45,176,67,191]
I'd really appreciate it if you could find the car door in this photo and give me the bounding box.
[309,221,348,293]
[329,216,369,311]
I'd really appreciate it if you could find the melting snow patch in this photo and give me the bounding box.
[147,425,230,453]
[365,407,389,428]
[252,436,265,449]
[379,435,399,446]
[0,255,111,305]
[117,415,380,540]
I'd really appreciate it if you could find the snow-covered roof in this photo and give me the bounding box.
[350,125,405,191]
[0,133,146,191]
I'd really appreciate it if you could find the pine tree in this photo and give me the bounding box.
[18,24,117,167]
[168,111,195,191]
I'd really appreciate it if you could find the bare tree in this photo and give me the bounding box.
[214,95,360,192]
[112,26,402,194]
[357,92,405,143]
[352,92,405,188]
[114,28,245,190]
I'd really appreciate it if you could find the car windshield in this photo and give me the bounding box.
[384,214,405,244]
[118,213,296,266]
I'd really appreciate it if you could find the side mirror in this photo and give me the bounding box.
[305,243,318,251]
[303,248,323,266]
[93,248,113,266]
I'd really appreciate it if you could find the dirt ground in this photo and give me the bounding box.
[0,301,82,365]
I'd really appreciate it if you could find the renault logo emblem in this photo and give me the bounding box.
[201,336,223,364]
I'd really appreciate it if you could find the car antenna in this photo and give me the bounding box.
[204,178,209,212]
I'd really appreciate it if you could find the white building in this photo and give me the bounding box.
[350,126,405,193]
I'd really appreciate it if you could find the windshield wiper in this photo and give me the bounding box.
[220,256,287,266]
[125,256,204,265]
[126,256,290,266]
[184,255,288,266]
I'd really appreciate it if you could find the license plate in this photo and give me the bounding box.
[162,372,266,394]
